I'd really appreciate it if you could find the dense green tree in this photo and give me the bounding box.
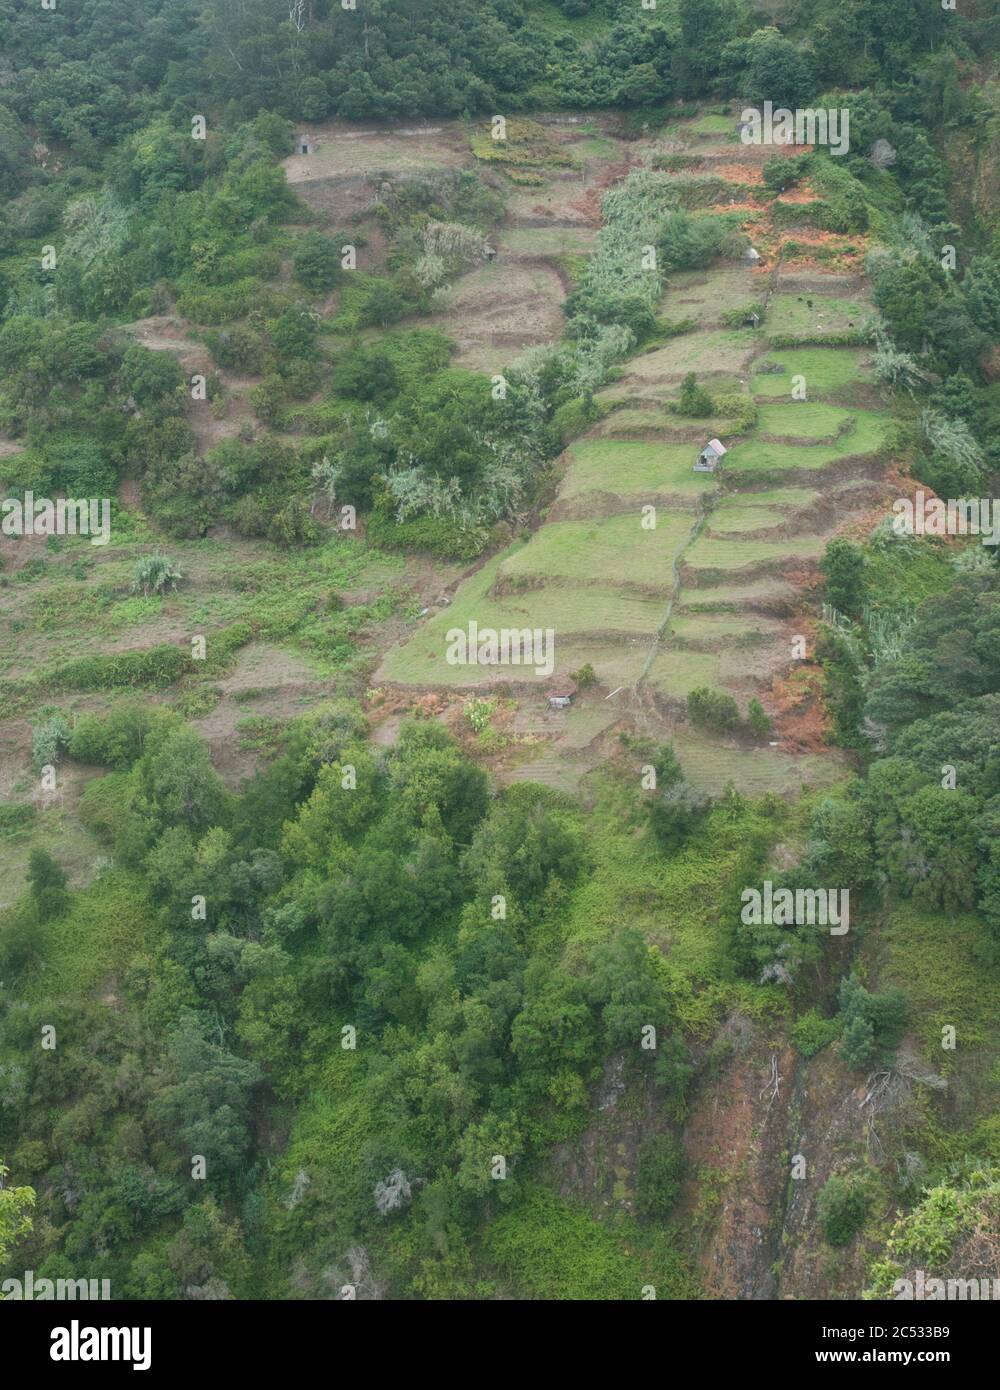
[26,849,69,922]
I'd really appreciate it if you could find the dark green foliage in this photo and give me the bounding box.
[68,705,175,770]
[635,1133,686,1219]
[746,699,772,738]
[687,686,741,733]
[838,976,908,1069]
[790,1009,841,1058]
[762,151,812,196]
[657,209,739,272]
[676,372,715,417]
[26,848,69,922]
[119,345,184,405]
[821,538,866,618]
[817,1174,868,1246]
[292,233,344,293]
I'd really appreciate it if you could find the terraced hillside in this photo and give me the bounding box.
[380,113,895,795]
[0,110,897,906]
[0,114,638,895]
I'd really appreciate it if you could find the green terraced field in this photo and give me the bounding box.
[757,401,875,440]
[708,503,790,534]
[752,346,872,398]
[725,410,887,471]
[674,730,850,797]
[530,637,648,688]
[499,512,694,589]
[685,534,825,571]
[499,226,598,254]
[677,577,801,610]
[765,292,869,339]
[687,113,736,135]
[665,265,760,320]
[591,405,672,435]
[667,613,784,644]
[558,439,714,501]
[644,646,722,699]
[622,327,756,378]
[485,586,665,635]
[723,485,819,507]
[379,549,666,686]
[724,440,854,472]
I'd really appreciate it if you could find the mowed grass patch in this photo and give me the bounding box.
[723,485,819,507]
[664,265,759,321]
[687,113,737,136]
[667,613,785,644]
[752,347,871,399]
[757,401,875,440]
[645,646,722,700]
[724,439,854,473]
[499,226,598,255]
[556,704,621,750]
[765,292,868,340]
[559,439,715,502]
[590,406,673,436]
[533,637,648,688]
[499,512,693,590]
[677,576,801,611]
[685,534,825,572]
[707,503,789,534]
[480,585,666,636]
[623,327,756,378]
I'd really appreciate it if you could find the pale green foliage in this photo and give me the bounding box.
[132,554,183,597]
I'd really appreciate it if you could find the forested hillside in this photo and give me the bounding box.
[1,0,999,1305]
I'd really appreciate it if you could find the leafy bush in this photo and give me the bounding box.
[27,848,69,922]
[838,976,908,1069]
[674,372,714,417]
[687,686,741,733]
[205,325,270,374]
[31,715,71,771]
[657,209,742,272]
[762,152,812,195]
[817,1174,868,1246]
[132,555,182,597]
[821,539,866,618]
[68,704,175,770]
[747,699,772,738]
[366,505,487,561]
[0,803,36,837]
[791,1009,841,1058]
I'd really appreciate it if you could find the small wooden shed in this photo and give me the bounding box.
[694,438,727,473]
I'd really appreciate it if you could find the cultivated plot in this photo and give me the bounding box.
[498,512,694,591]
